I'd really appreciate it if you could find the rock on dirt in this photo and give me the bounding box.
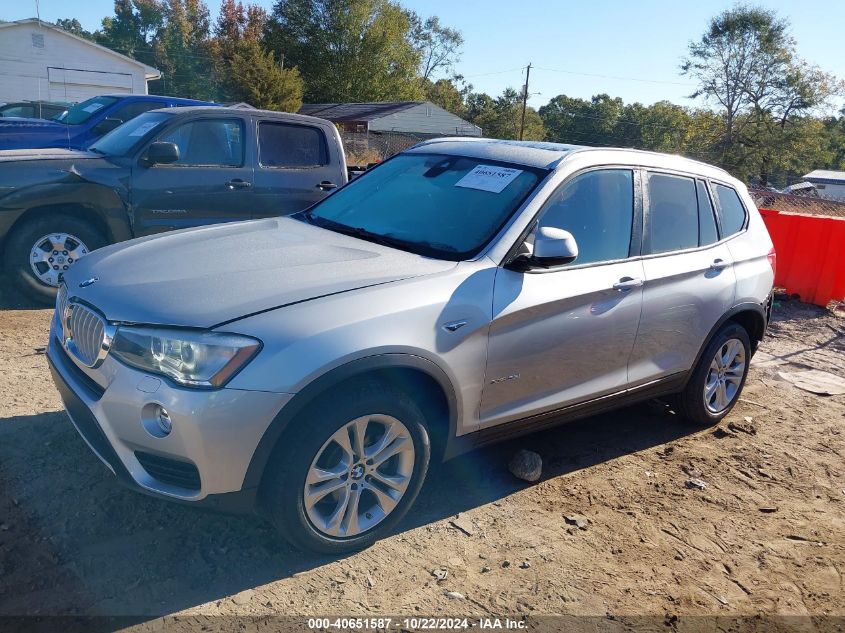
[509,449,542,482]
[444,591,465,600]
[564,514,589,530]
[685,478,708,490]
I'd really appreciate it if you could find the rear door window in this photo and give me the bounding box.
[259,122,328,168]
[646,173,698,254]
[714,184,748,237]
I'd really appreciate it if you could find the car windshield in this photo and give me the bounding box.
[53,96,118,125]
[88,111,173,156]
[297,153,545,260]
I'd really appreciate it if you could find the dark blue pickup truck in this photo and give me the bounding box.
[0,94,214,150]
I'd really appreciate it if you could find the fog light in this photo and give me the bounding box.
[157,406,172,435]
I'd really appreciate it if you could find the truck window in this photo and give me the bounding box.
[159,119,244,167]
[259,122,328,168]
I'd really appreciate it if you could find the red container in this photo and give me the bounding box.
[759,208,845,306]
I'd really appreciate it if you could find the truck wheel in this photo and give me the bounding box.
[260,379,431,553]
[678,322,751,426]
[4,214,106,305]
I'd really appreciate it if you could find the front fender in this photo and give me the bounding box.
[0,172,133,245]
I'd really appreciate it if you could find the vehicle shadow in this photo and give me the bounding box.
[0,276,46,310]
[0,401,698,619]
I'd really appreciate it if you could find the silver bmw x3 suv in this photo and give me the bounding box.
[47,139,775,552]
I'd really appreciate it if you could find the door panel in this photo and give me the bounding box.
[627,172,736,385]
[480,261,645,427]
[480,167,643,429]
[627,245,736,385]
[252,121,340,218]
[131,118,255,236]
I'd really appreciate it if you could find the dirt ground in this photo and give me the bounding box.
[1,291,844,628]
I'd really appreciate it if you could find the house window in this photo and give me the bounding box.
[31,33,45,48]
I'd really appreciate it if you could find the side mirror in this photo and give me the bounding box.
[144,141,180,166]
[509,227,579,270]
[94,117,123,135]
[533,227,578,266]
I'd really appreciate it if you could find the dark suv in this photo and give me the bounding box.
[0,107,347,302]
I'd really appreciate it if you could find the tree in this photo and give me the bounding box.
[422,76,470,117]
[410,15,463,81]
[97,0,164,59]
[265,0,425,102]
[55,18,94,40]
[151,0,216,99]
[228,38,304,111]
[681,4,843,184]
[470,88,545,141]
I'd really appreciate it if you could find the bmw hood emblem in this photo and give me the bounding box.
[79,277,98,288]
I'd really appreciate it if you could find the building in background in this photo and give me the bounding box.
[0,19,160,104]
[803,170,845,202]
[299,101,481,137]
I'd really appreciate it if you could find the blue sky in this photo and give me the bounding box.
[6,0,845,109]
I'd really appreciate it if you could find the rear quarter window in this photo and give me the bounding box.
[714,184,748,237]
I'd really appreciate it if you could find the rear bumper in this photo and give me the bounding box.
[46,325,291,512]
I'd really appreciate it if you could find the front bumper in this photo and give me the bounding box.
[47,323,292,508]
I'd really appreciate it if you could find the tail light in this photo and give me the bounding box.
[767,247,777,279]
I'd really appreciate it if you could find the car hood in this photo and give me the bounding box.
[0,148,99,163]
[64,217,458,328]
[0,118,77,149]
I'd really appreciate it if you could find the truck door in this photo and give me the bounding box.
[251,120,343,218]
[131,116,255,236]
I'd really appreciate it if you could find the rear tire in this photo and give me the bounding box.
[678,322,751,426]
[259,379,431,554]
[3,214,106,305]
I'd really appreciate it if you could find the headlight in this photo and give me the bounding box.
[110,327,261,388]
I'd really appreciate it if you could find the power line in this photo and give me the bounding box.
[534,66,696,87]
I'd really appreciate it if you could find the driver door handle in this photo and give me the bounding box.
[226,179,252,189]
[613,277,644,292]
[316,181,338,190]
[710,258,729,270]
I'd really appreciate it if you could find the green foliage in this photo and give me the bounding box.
[469,88,545,141]
[228,39,304,111]
[681,3,844,184]
[264,0,425,102]
[422,76,471,117]
[55,18,95,40]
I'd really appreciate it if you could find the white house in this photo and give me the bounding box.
[803,170,845,202]
[0,18,160,104]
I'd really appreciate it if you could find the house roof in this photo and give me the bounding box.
[0,18,161,80]
[803,169,845,184]
[298,102,423,122]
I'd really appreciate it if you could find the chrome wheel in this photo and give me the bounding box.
[29,233,89,287]
[704,338,746,413]
[304,414,415,538]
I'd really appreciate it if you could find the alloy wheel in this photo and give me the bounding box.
[304,414,415,538]
[29,233,89,287]
[704,338,746,413]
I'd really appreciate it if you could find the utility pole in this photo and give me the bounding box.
[519,63,532,141]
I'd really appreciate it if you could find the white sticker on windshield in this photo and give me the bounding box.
[455,164,523,193]
[128,121,160,137]
[83,102,105,113]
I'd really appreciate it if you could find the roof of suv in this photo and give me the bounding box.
[407,137,733,181]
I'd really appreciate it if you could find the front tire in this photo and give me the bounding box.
[678,322,751,426]
[260,379,431,553]
[4,214,106,305]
